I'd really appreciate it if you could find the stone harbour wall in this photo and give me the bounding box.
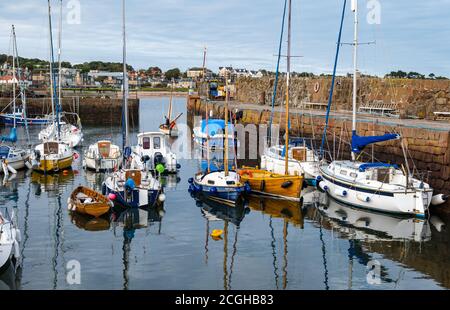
[0,97,139,126]
[236,77,450,119]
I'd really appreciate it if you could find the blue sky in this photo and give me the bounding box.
[0,0,449,76]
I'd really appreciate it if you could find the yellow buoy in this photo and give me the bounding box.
[211,229,224,239]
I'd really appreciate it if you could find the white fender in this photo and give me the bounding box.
[430,216,445,232]
[14,228,22,243]
[25,160,33,169]
[2,162,9,177]
[334,189,347,197]
[13,240,21,259]
[318,181,328,192]
[431,194,448,206]
[158,193,166,202]
[7,164,17,174]
[357,194,371,203]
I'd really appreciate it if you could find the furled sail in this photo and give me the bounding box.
[351,130,400,154]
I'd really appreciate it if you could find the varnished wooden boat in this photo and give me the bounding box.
[238,168,304,202]
[68,186,112,217]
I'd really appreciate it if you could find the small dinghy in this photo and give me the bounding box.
[68,186,112,218]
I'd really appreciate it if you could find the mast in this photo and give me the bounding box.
[168,79,174,121]
[224,78,229,176]
[13,26,31,145]
[12,26,16,128]
[58,0,63,114]
[284,0,292,175]
[202,47,207,82]
[351,0,358,161]
[48,0,60,140]
[268,0,288,147]
[122,0,129,150]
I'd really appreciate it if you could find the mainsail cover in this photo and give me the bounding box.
[351,130,400,154]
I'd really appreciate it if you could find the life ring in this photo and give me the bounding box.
[314,82,320,93]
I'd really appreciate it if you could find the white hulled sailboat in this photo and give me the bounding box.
[317,0,442,218]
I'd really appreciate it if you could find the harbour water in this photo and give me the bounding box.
[1,97,450,290]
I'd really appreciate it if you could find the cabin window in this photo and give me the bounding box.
[340,170,348,176]
[143,137,151,149]
[153,137,161,149]
[377,168,390,183]
[226,181,236,185]
[207,180,215,185]
[350,172,358,178]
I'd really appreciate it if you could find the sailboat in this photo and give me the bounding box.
[102,0,164,209]
[260,0,319,182]
[1,25,33,175]
[189,79,249,206]
[238,0,304,202]
[38,0,83,148]
[317,0,439,218]
[31,0,73,174]
[159,80,182,137]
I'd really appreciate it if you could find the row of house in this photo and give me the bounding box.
[1,65,264,89]
[218,67,264,79]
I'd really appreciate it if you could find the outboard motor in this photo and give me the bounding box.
[34,149,41,161]
[154,152,166,167]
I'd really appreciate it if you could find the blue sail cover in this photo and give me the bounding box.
[351,130,400,154]
[200,119,234,137]
[1,127,17,143]
[359,163,399,172]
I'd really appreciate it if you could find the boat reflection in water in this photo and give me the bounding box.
[160,174,181,191]
[196,195,249,290]
[84,170,107,193]
[112,204,165,290]
[303,190,432,242]
[0,261,21,290]
[69,212,111,232]
[31,170,76,196]
[301,189,441,289]
[247,196,305,290]
[247,196,305,229]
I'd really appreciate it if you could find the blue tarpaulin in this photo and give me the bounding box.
[359,163,399,172]
[351,130,400,154]
[1,128,17,143]
[201,119,234,136]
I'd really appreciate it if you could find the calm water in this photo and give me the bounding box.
[1,97,450,290]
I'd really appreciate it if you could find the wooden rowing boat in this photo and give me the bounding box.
[238,168,304,202]
[68,186,112,217]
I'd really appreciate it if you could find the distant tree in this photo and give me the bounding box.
[165,68,181,80]
[407,71,425,79]
[147,66,162,77]
[428,73,436,79]
[385,70,408,79]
